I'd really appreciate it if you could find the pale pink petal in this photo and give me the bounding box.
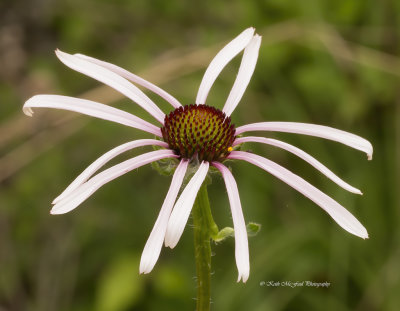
[223,35,261,116]
[228,151,368,239]
[196,28,255,105]
[213,162,249,282]
[234,136,362,194]
[53,139,169,204]
[164,161,210,248]
[51,150,177,214]
[23,95,161,136]
[236,122,373,160]
[140,159,189,274]
[55,50,165,123]
[75,53,182,109]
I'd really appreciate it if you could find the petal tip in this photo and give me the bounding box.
[50,208,60,215]
[139,266,149,274]
[355,227,369,239]
[50,204,71,215]
[164,239,177,249]
[164,230,178,249]
[55,49,70,61]
[237,273,249,283]
[366,143,373,160]
[22,106,33,117]
[244,27,256,35]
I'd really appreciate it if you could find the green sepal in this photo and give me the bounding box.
[151,158,178,176]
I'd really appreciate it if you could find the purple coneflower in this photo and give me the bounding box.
[23,28,372,283]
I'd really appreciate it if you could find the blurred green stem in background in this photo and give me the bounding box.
[192,181,218,311]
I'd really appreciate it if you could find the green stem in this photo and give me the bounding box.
[192,182,218,311]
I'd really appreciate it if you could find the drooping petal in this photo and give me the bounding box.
[55,50,165,123]
[236,122,373,160]
[228,151,368,239]
[140,159,189,274]
[51,150,178,215]
[196,28,255,105]
[164,161,210,248]
[223,35,261,116]
[23,95,162,136]
[75,53,182,109]
[53,139,169,204]
[213,162,249,282]
[234,136,362,194]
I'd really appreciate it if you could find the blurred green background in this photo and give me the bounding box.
[1,0,399,310]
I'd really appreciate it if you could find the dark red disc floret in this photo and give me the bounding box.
[161,104,236,162]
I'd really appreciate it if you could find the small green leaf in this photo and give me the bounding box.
[213,227,234,242]
[247,222,262,237]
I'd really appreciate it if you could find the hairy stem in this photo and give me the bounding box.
[192,182,217,311]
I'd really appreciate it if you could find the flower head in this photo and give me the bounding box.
[23,28,372,283]
[162,104,236,162]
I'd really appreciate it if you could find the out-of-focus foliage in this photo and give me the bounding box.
[1,0,399,310]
